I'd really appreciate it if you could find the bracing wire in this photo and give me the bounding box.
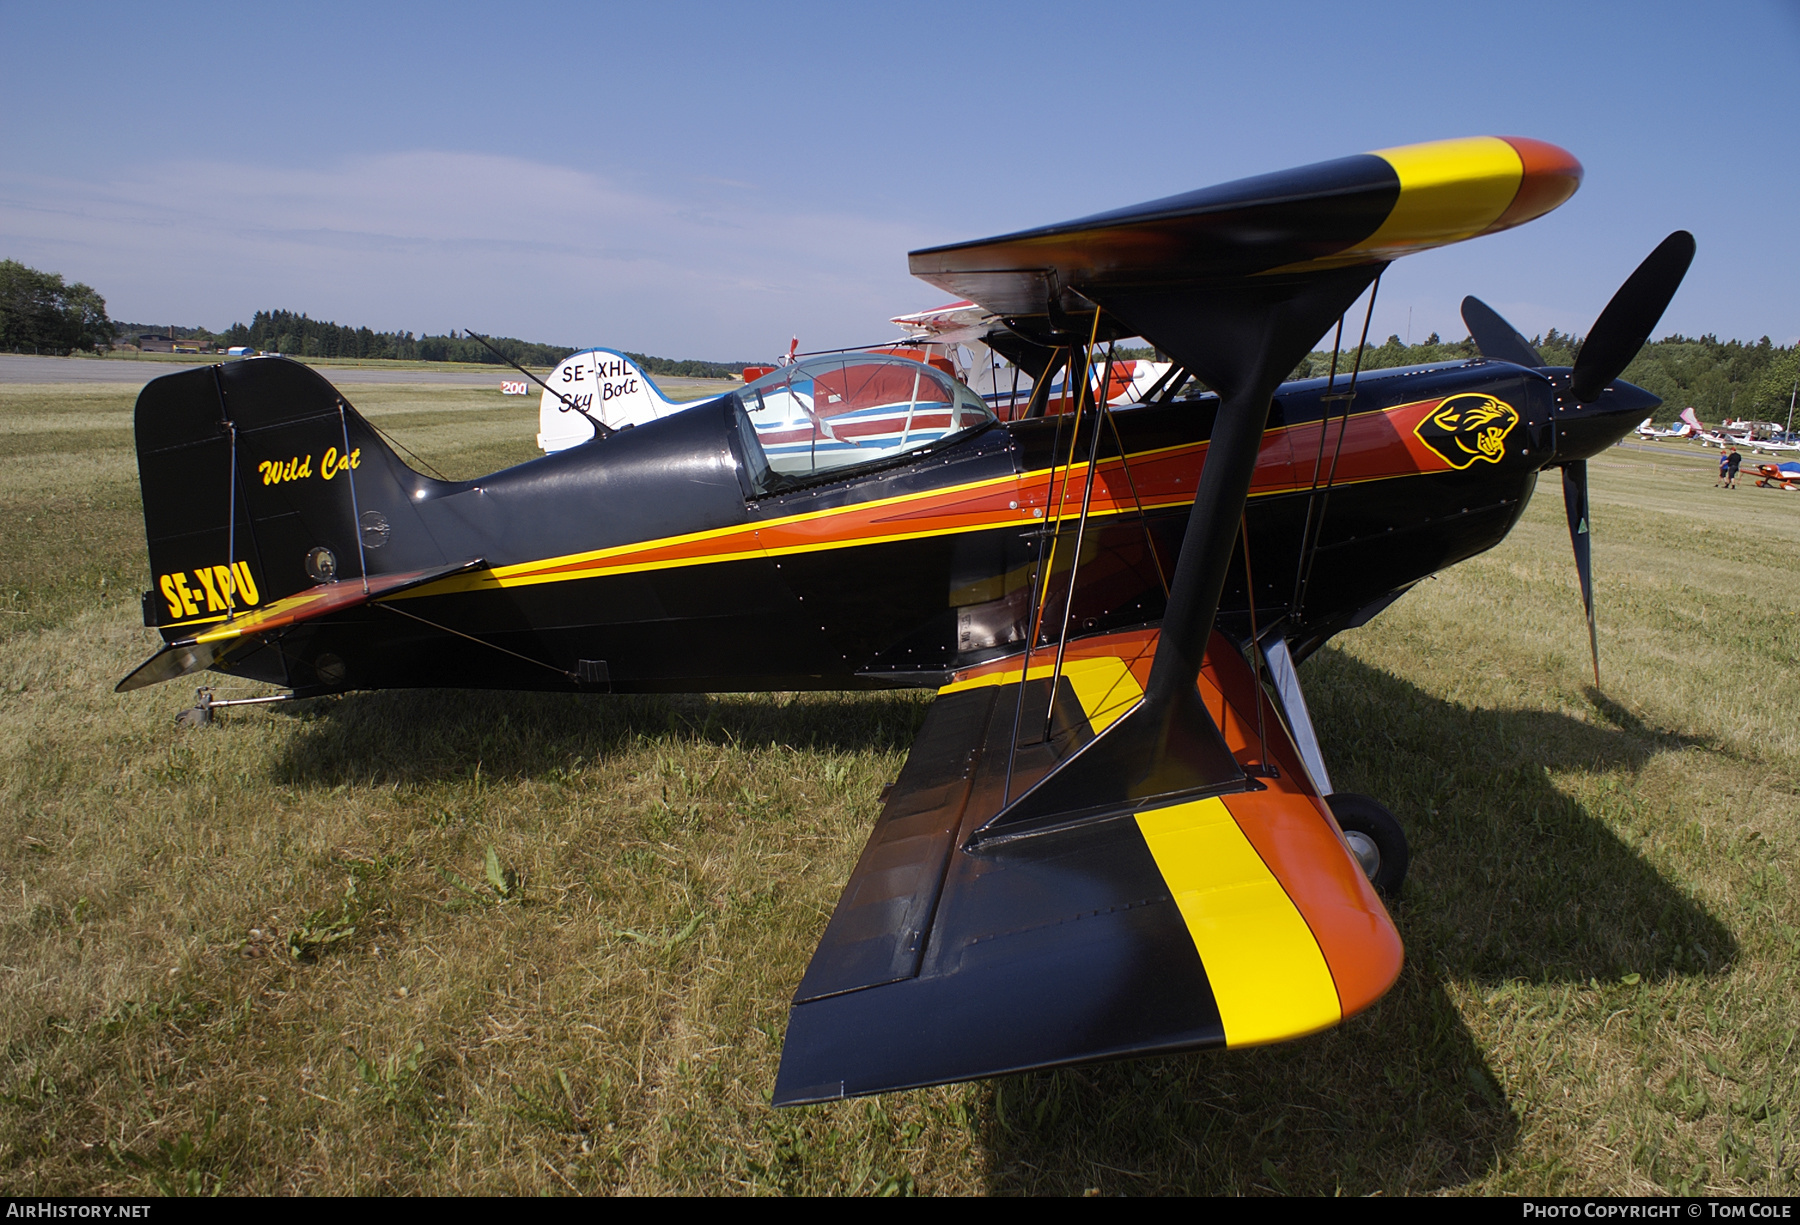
[339,401,370,596]
[366,416,451,483]
[378,603,577,682]
[1003,345,1075,804]
[1292,273,1382,621]
[1042,315,1108,742]
[1102,405,1169,599]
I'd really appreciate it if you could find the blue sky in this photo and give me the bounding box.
[2,1,1795,358]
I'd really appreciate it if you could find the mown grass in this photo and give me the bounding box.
[0,381,1794,1195]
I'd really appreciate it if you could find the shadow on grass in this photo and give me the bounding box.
[975,972,1510,1195]
[261,650,1731,1194]
[266,686,932,788]
[1305,649,1735,988]
[975,646,1734,1194]
[1584,686,1709,755]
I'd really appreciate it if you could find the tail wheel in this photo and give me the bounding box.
[1327,793,1409,899]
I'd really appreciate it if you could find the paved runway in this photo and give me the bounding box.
[0,353,515,386]
[0,354,737,401]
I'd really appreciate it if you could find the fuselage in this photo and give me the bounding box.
[152,356,1653,697]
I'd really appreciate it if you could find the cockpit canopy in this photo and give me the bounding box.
[738,353,995,482]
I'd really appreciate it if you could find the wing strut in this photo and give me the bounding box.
[1021,347,1068,419]
[997,326,1179,806]
[1129,358,1186,408]
[978,264,1385,836]
[1237,511,1275,778]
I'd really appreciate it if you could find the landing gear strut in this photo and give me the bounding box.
[174,686,295,728]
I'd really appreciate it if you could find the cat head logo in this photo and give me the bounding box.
[1413,393,1519,469]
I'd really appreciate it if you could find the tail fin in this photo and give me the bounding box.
[135,358,451,638]
[538,348,716,452]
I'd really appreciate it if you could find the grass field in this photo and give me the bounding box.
[1,381,1796,1196]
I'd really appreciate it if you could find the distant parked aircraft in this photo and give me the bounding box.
[536,349,725,452]
[1748,460,1800,489]
[1635,409,1701,440]
[889,299,1175,419]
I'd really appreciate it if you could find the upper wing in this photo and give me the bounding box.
[115,559,486,692]
[772,626,1400,1104]
[909,136,1581,320]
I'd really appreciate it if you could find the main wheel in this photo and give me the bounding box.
[1327,793,1409,899]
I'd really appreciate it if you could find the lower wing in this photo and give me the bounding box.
[774,625,1402,1105]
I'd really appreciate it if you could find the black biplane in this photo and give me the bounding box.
[118,136,1692,1104]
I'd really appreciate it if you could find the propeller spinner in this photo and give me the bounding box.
[1460,231,1695,687]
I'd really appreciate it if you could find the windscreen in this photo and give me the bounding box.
[739,354,994,481]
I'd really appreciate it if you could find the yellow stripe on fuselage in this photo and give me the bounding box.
[383,398,1452,604]
[394,469,1031,599]
[1136,797,1341,1046]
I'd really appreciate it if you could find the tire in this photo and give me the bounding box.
[1327,793,1409,899]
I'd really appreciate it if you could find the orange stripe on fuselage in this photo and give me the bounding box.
[396,395,1474,600]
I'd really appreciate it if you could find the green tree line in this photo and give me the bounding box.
[6,256,1795,416]
[1288,330,1799,424]
[217,311,754,375]
[0,260,116,354]
[217,311,578,368]
[621,352,751,380]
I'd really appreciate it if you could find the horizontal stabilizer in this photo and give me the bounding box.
[116,559,486,692]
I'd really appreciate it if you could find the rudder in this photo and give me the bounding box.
[135,358,451,639]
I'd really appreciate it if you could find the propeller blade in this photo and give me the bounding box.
[1570,231,1696,402]
[1561,461,1600,687]
[1461,296,1544,367]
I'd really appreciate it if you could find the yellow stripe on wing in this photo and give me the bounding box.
[939,653,1144,735]
[1265,135,1526,273]
[1064,654,1142,735]
[1356,136,1524,258]
[1136,797,1341,1046]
